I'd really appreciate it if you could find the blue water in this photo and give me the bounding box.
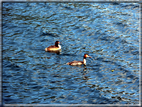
[2,2,139,104]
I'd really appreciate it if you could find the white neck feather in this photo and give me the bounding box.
[83,59,86,65]
[58,45,61,49]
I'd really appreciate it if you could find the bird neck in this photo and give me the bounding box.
[83,58,86,65]
[58,45,61,49]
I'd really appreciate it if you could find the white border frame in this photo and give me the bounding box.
[0,0,141,106]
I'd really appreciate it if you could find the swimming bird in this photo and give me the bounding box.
[45,41,61,52]
[67,54,92,66]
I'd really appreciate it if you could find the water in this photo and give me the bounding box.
[2,3,140,104]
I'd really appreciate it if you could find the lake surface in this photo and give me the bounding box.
[2,2,140,104]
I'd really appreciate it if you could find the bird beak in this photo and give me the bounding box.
[88,55,92,58]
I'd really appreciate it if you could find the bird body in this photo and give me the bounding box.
[67,54,92,66]
[45,41,61,52]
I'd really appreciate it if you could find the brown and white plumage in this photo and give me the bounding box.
[67,54,92,66]
[45,41,61,52]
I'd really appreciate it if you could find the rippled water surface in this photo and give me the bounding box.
[2,3,140,104]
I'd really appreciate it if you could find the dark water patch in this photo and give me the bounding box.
[63,5,74,10]
[114,22,128,27]
[111,2,120,5]
[120,3,139,8]
[41,32,59,37]
[31,86,43,90]
[131,50,139,55]
[3,60,21,71]
[59,53,77,57]
[95,57,104,61]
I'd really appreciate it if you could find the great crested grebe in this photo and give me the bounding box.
[45,41,61,52]
[67,54,92,66]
